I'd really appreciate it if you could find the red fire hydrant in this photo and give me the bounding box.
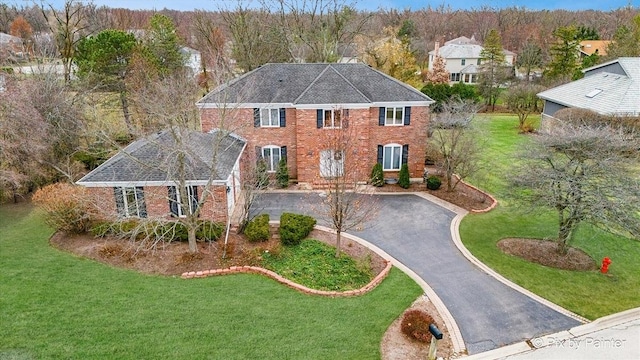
[601,257,612,274]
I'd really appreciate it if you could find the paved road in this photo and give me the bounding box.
[254,192,581,354]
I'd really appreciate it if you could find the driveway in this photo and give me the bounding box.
[254,192,581,354]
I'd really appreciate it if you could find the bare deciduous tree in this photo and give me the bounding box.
[315,111,378,257]
[512,111,640,254]
[429,99,483,192]
[504,82,545,132]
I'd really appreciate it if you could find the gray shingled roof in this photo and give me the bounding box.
[196,63,433,106]
[77,129,246,186]
[537,57,640,116]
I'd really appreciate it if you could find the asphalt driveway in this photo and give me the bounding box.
[254,192,581,354]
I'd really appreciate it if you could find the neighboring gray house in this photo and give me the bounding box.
[180,46,202,76]
[537,57,640,127]
[77,129,246,223]
[427,35,515,84]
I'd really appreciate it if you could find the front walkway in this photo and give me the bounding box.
[254,192,581,355]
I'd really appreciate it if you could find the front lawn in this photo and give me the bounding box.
[461,114,640,320]
[0,203,422,359]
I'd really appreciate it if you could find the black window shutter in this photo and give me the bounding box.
[404,107,411,125]
[168,186,178,217]
[190,186,199,215]
[402,144,409,165]
[279,108,286,127]
[378,107,385,126]
[377,145,383,164]
[253,108,260,127]
[255,146,262,161]
[281,146,287,163]
[113,187,125,217]
[316,109,323,128]
[343,109,349,128]
[135,187,147,218]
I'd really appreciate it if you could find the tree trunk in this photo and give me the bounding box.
[188,225,198,253]
[335,230,342,258]
[557,215,573,255]
[119,90,133,134]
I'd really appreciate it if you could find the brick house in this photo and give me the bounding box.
[77,129,246,224]
[197,63,434,187]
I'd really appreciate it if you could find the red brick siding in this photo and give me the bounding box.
[200,107,298,179]
[86,185,228,223]
[200,105,429,185]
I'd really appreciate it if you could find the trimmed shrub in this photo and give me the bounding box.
[32,182,95,233]
[400,309,436,343]
[398,164,410,189]
[426,176,442,190]
[370,163,384,187]
[275,158,289,188]
[245,214,270,242]
[279,212,316,246]
[196,220,224,241]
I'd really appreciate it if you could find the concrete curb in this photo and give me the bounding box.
[448,212,590,326]
[464,307,640,360]
[318,224,467,354]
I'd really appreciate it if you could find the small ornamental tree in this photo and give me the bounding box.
[398,163,410,189]
[275,158,289,188]
[370,163,384,187]
[424,55,449,84]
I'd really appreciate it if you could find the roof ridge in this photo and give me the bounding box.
[293,64,331,104]
[196,64,272,105]
[328,64,372,102]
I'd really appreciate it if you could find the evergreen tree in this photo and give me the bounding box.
[144,14,185,76]
[478,29,506,111]
[370,163,384,187]
[606,15,640,59]
[275,158,289,188]
[398,164,410,189]
[545,26,580,82]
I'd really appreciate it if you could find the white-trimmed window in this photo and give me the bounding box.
[262,146,282,172]
[385,107,404,126]
[461,59,466,65]
[260,108,280,127]
[318,109,349,129]
[450,73,461,82]
[114,187,147,218]
[319,149,344,178]
[383,144,402,171]
[168,186,198,217]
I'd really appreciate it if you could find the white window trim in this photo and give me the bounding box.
[262,145,282,173]
[118,187,144,218]
[260,108,280,128]
[382,144,402,171]
[322,109,344,129]
[384,107,404,126]
[172,186,197,218]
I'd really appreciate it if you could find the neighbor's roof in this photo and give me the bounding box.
[537,57,640,116]
[579,40,612,56]
[77,129,246,187]
[196,63,433,107]
[0,32,22,44]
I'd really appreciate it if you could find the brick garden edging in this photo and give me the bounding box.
[180,261,393,297]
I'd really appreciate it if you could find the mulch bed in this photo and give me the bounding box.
[50,226,388,277]
[497,238,598,271]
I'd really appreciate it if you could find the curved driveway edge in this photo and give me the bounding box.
[254,192,582,355]
[448,211,589,324]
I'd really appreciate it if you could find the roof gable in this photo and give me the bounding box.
[197,63,433,107]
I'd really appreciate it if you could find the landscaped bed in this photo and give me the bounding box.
[1,203,426,359]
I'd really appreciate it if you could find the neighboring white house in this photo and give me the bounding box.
[427,35,515,84]
[180,46,202,76]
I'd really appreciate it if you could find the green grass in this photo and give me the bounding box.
[0,203,422,359]
[261,240,372,291]
[461,114,640,320]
